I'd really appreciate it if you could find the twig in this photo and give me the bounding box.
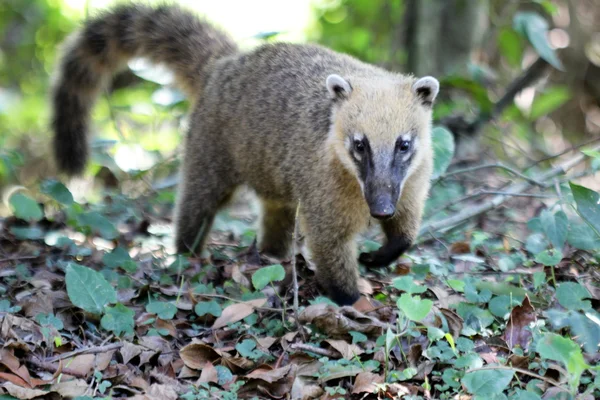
[420,143,600,236]
[27,358,87,379]
[436,163,545,187]
[290,343,341,358]
[291,204,301,329]
[525,135,600,171]
[44,342,124,363]
[196,293,283,313]
[466,366,568,392]
[479,190,555,198]
[441,57,551,138]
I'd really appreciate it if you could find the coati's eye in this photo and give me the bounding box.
[397,140,411,153]
[354,140,365,154]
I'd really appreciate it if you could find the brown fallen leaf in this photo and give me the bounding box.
[179,343,221,370]
[352,371,384,394]
[246,364,291,383]
[291,376,324,400]
[503,295,536,351]
[299,303,389,339]
[120,342,144,365]
[325,339,364,360]
[1,382,48,399]
[440,308,463,340]
[256,336,277,350]
[357,278,373,295]
[146,383,178,400]
[212,298,267,329]
[222,356,254,372]
[64,354,95,377]
[197,362,218,384]
[0,349,33,387]
[450,242,471,254]
[50,379,89,398]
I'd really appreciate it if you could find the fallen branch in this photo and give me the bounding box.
[435,162,545,187]
[28,357,88,378]
[44,342,124,363]
[290,343,341,358]
[420,143,600,236]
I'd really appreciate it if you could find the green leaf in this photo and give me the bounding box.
[529,87,570,119]
[103,247,137,273]
[556,282,592,311]
[146,301,178,320]
[194,300,222,317]
[77,211,119,240]
[9,226,44,240]
[40,179,73,205]
[513,12,563,70]
[534,249,562,266]
[35,313,64,330]
[465,279,492,304]
[525,233,548,254]
[514,391,542,400]
[349,331,367,344]
[431,126,455,179]
[252,264,285,291]
[215,365,234,386]
[570,182,600,238]
[65,263,117,315]
[101,303,134,336]
[498,28,524,67]
[533,271,546,290]
[456,303,494,333]
[489,295,521,318]
[455,353,483,369]
[546,309,600,354]
[536,333,588,390]
[540,209,568,250]
[462,369,514,396]
[9,193,43,222]
[397,294,432,322]
[427,326,445,342]
[235,339,264,361]
[567,222,600,250]
[391,276,427,295]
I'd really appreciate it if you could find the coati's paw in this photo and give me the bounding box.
[358,251,395,268]
[328,286,360,306]
[359,236,411,268]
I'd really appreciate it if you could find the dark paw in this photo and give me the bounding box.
[359,251,395,268]
[328,287,360,306]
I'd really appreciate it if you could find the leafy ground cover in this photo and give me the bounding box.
[0,131,599,400]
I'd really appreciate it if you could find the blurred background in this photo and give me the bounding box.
[1,0,599,208]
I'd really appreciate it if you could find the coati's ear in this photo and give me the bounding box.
[412,76,439,107]
[326,74,352,100]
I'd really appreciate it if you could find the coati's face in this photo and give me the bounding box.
[326,74,439,219]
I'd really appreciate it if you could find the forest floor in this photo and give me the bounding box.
[0,156,599,400]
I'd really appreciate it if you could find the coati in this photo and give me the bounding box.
[51,3,439,306]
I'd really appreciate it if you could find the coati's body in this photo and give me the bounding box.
[51,4,439,305]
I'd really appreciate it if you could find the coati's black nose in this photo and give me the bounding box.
[370,204,396,219]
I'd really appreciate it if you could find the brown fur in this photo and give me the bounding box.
[51,3,438,305]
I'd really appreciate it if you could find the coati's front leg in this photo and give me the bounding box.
[304,213,361,306]
[259,200,296,258]
[359,177,429,268]
[359,213,413,268]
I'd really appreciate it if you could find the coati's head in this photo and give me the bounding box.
[326,74,439,219]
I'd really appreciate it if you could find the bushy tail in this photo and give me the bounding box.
[51,4,238,175]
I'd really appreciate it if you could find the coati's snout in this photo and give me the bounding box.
[362,153,406,220]
[325,74,439,221]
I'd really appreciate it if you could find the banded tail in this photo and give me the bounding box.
[51,4,238,175]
